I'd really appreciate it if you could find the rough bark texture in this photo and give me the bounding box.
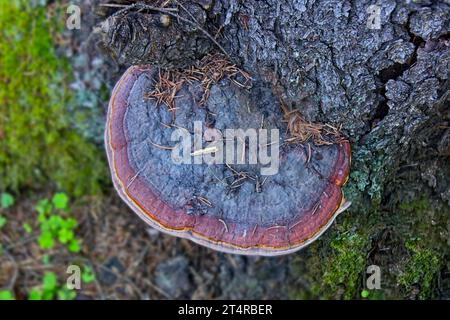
[97,0,450,210]
[68,0,449,298]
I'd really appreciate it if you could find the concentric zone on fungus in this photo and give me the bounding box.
[105,65,351,256]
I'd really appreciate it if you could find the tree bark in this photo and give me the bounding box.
[97,0,450,211]
[84,0,450,298]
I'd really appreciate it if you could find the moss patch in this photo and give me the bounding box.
[289,213,372,300]
[0,1,106,196]
[395,198,447,299]
[319,231,369,299]
[398,239,442,299]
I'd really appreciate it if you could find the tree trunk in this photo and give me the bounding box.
[83,0,449,298]
[98,0,450,209]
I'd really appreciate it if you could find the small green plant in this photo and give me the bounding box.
[0,290,15,300]
[36,193,81,253]
[82,265,96,284]
[1,192,14,208]
[52,192,69,210]
[27,265,95,300]
[28,272,76,300]
[0,192,14,229]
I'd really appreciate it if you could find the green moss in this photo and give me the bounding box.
[289,217,372,300]
[0,1,106,196]
[398,239,442,300]
[398,197,447,251]
[290,172,447,300]
[288,194,447,300]
[398,198,429,212]
[395,198,446,299]
[318,231,369,299]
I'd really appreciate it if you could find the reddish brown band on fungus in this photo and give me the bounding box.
[105,65,352,256]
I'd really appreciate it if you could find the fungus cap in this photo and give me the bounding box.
[105,65,351,256]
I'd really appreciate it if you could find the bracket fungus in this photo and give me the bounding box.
[105,64,351,256]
